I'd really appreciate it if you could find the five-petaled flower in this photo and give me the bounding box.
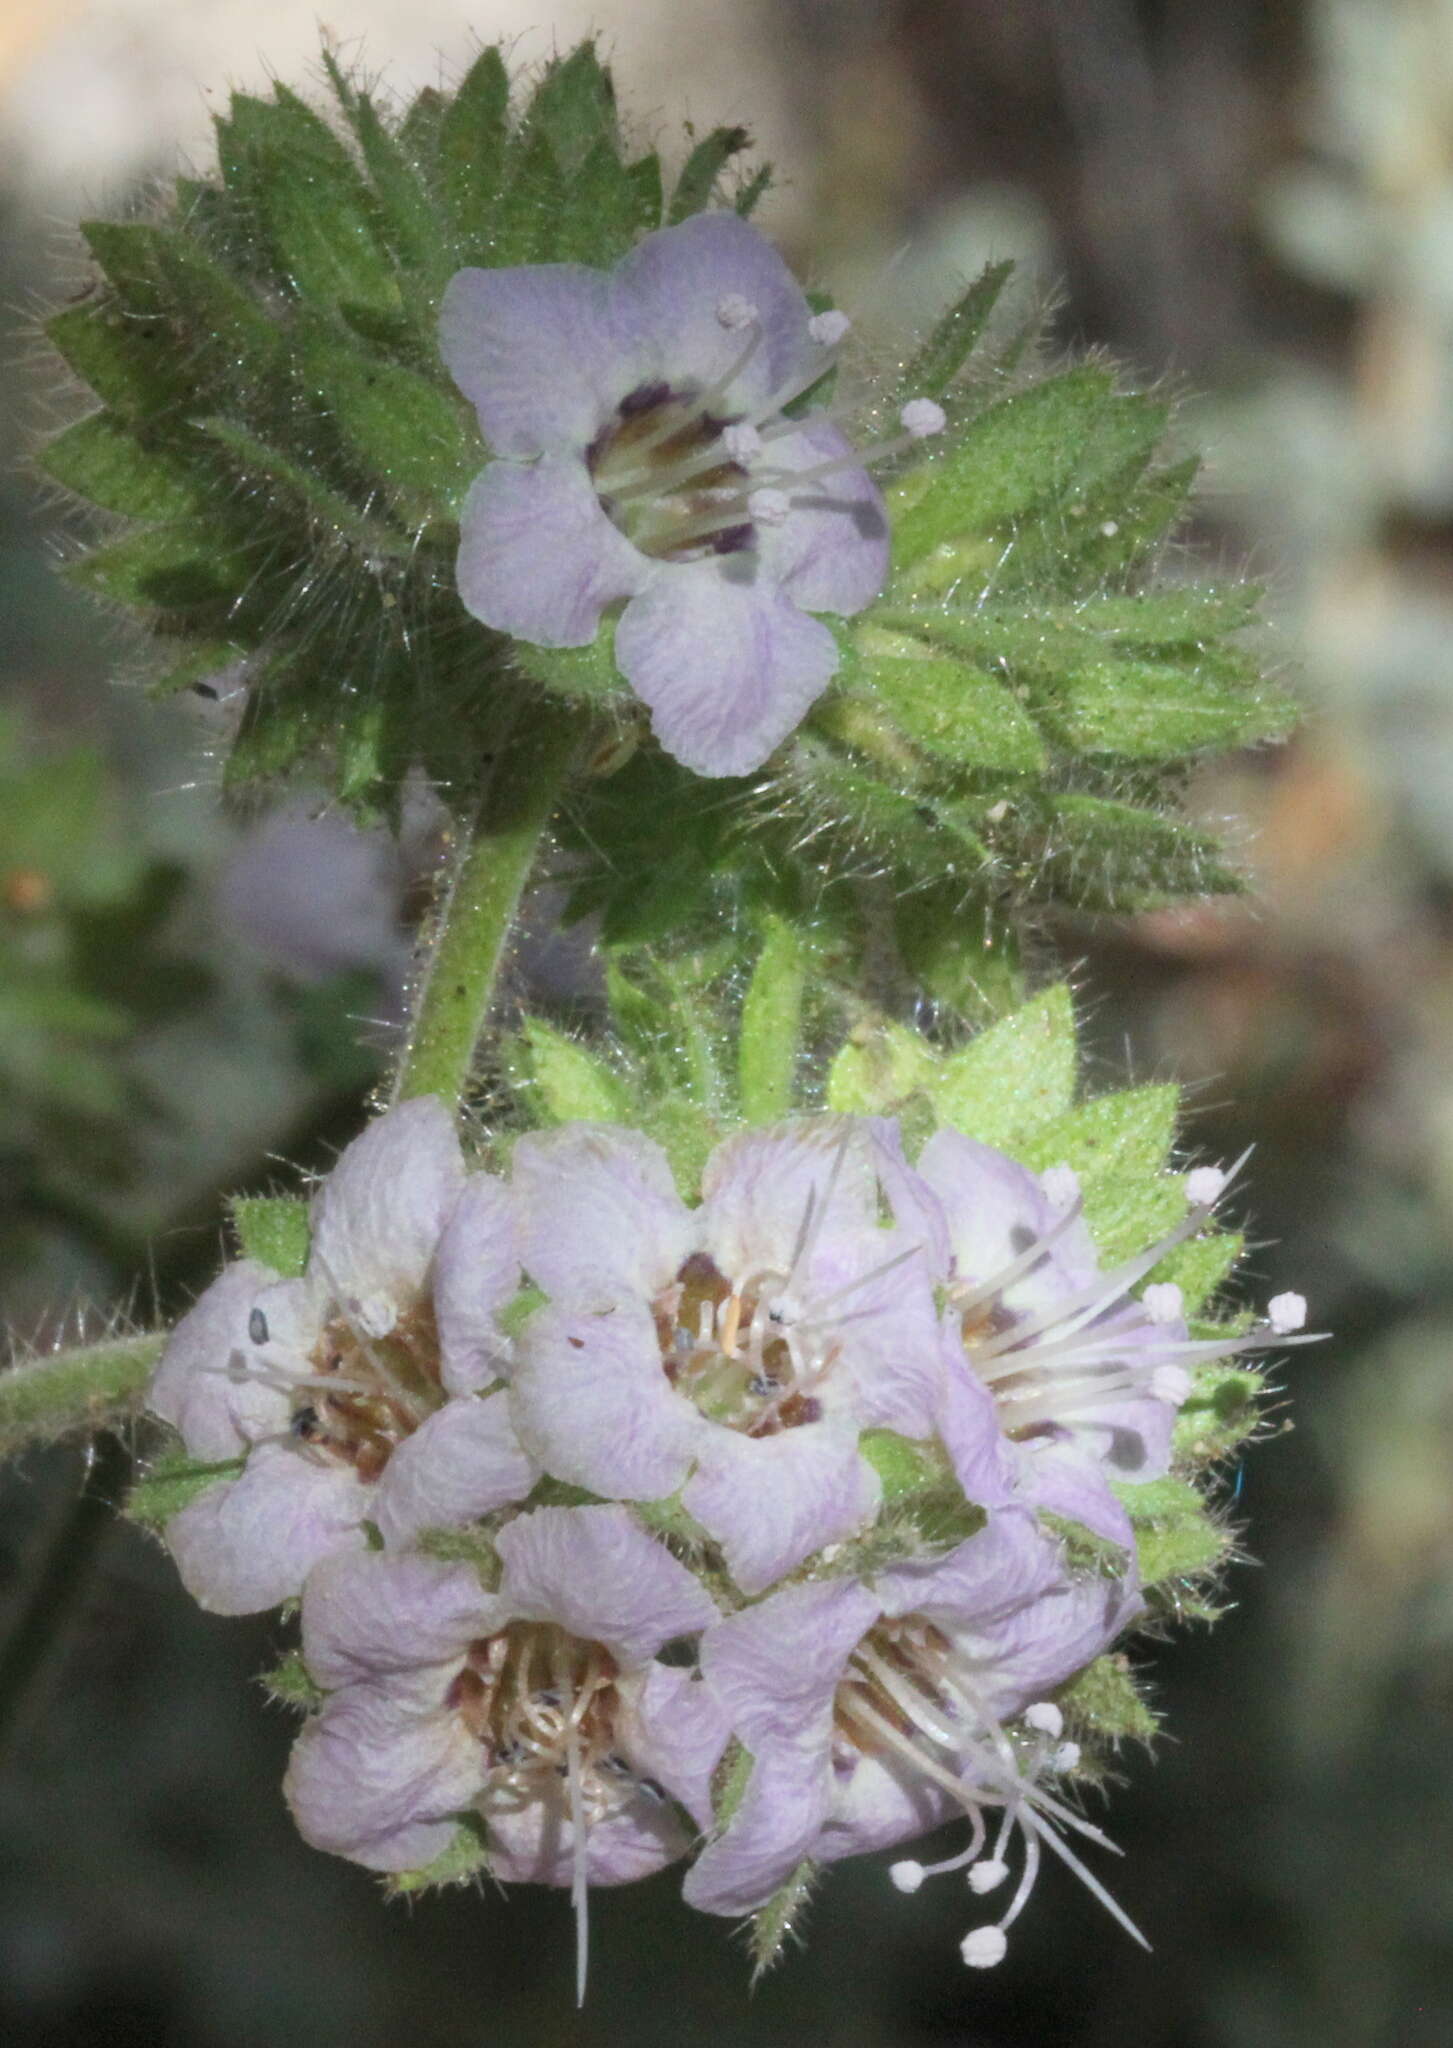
[439,212,894,778]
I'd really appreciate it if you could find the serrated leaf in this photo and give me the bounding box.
[438,47,510,251]
[518,1019,631,1123]
[857,653,1046,772]
[127,1450,243,1530]
[230,1194,311,1277]
[896,259,1015,400]
[929,985,1076,1146]
[738,919,805,1123]
[750,1860,816,1983]
[827,1020,938,1116]
[40,411,202,519]
[669,125,752,222]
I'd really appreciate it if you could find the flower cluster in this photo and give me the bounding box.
[146,1098,1306,1988]
[441,211,944,779]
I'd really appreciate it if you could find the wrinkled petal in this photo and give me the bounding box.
[148,1259,288,1460]
[700,1578,880,1752]
[614,211,816,413]
[699,1116,879,1278]
[484,1780,687,1887]
[817,1752,953,1866]
[285,1678,484,1872]
[456,456,649,648]
[962,1561,1144,1717]
[372,1394,537,1551]
[301,1549,497,1689]
[684,1746,831,1917]
[511,1123,694,1310]
[615,559,839,778]
[310,1098,464,1325]
[756,416,889,615]
[165,1443,370,1615]
[683,1424,880,1595]
[875,1506,1064,1629]
[615,1664,729,1832]
[510,1301,699,1501]
[440,262,646,456]
[1020,1438,1135,1551]
[434,1175,519,1393]
[494,1504,717,1670]
[936,1342,1019,1507]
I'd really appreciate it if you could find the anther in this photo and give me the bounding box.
[1025,1702,1063,1739]
[1041,1164,1080,1209]
[748,486,791,526]
[809,309,851,346]
[968,1859,1009,1895]
[1151,1364,1192,1406]
[1267,1291,1307,1335]
[1142,1282,1184,1326]
[961,1926,1009,1968]
[716,294,758,330]
[248,1308,269,1345]
[900,397,947,439]
[890,1861,926,1894]
[722,421,762,463]
[1185,1165,1227,1206]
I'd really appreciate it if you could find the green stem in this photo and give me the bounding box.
[0,1332,163,1459]
[391,700,582,1109]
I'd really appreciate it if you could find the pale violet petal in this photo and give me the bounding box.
[875,1505,1065,1628]
[309,1098,464,1322]
[817,1752,953,1867]
[301,1549,499,1690]
[682,1423,881,1595]
[148,1259,288,1460]
[456,457,649,648]
[165,1443,370,1615]
[284,1678,485,1872]
[614,561,839,778]
[918,1128,1099,1310]
[935,1340,1019,1508]
[1020,1439,1136,1551]
[699,1116,879,1285]
[614,212,816,413]
[511,1123,695,1310]
[483,1780,687,1887]
[615,1664,730,1832]
[510,1301,699,1501]
[372,1394,536,1551]
[684,1745,832,1917]
[439,263,646,456]
[755,416,889,616]
[700,1578,880,1752]
[433,1175,519,1393]
[957,1558,1144,1719]
[494,1504,717,1670]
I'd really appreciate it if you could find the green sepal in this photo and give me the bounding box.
[511,1018,633,1124]
[512,625,630,706]
[39,411,203,520]
[79,218,284,384]
[856,1428,943,1502]
[67,521,257,613]
[497,1287,546,1341]
[827,1019,938,1117]
[296,326,476,515]
[894,258,1015,400]
[928,983,1077,1147]
[230,1194,311,1277]
[1173,1365,1264,1466]
[711,1738,754,1828]
[415,1524,503,1587]
[1058,1653,1159,1746]
[1013,1084,1181,1262]
[195,417,410,551]
[47,302,188,420]
[669,125,753,222]
[1051,655,1297,759]
[1114,1475,1228,1587]
[127,1448,244,1530]
[850,651,1047,773]
[437,48,510,251]
[385,1812,491,1896]
[525,43,619,173]
[749,1859,817,1984]
[738,918,806,1123]
[261,1648,325,1713]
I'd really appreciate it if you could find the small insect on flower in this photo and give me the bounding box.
[439,212,945,778]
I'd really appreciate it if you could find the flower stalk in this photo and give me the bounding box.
[0,1331,163,1459]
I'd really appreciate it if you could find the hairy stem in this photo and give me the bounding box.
[391,701,583,1110]
[0,1332,164,1460]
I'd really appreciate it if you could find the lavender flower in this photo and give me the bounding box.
[684,1506,1144,1968]
[439,212,902,777]
[148,1100,533,1613]
[505,1117,974,1594]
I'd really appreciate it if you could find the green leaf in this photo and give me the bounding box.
[517,1019,632,1123]
[68,521,256,612]
[526,43,618,173]
[438,47,510,250]
[386,1813,491,1896]
[857,653,1046,772]
[47,302,186,420]
[39,411,202,519]
[127,1449,243,1530]
[750,1860,816,1984]
[827,1020,938,1116]
[930,985,1076,1146]
[261,1648,324,1712]
[1114,1475,1227,1587]
[669,125,752,222]
[230,1194,311,1277]
[299,328,475,511]
[895,259,1014,399]
[738,919,805,1123]
[1173,1365,1263,1466]
[1053,657,1297,758]
[1058,1654,1159,1745]
[1016,1084,1181,1262]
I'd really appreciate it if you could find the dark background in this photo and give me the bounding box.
[3,3,1451,2043]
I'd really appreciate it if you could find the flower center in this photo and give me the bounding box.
[652,1250,830,1434]
[588,383,756,561]
[278,1300,444,1481]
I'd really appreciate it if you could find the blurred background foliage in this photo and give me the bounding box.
[1,2,1451,2044]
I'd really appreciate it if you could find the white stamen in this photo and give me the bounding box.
[1185,1165,1227,1205]
[1268,1291,1307,1335]
[809,309,851,346]
[1151,1364,1193,1406]
[968,1858,1009,1895]
[716,293,758,330]
[565,1699,590,2007]
[748,486,791,526]
[900,397,947,439]
[1024,1702,1064,1739]
[1142,1282,1184,1326]
[356,1292,397,1340]
[961,1926,1008,1968]
[722,421,762,462]
[890,1860,925,1893]
[1041,1164,1080,1208]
